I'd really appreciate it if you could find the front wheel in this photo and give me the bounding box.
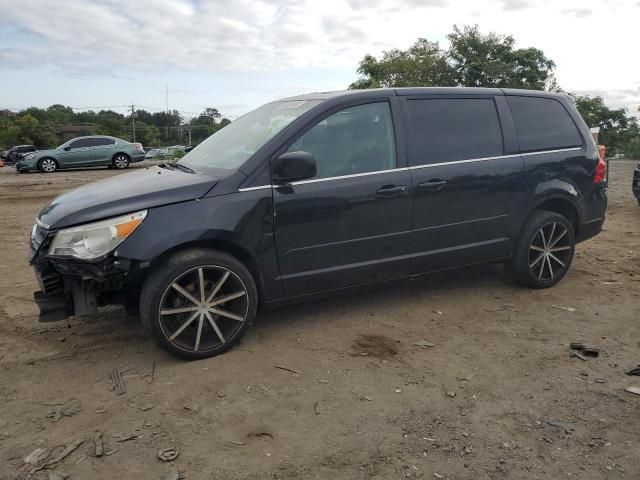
[39,158,58,173]
[112,153,130,169]
[512,210,575,289]
[140,249,258,359]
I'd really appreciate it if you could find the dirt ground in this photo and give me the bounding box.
[0,160,639,480]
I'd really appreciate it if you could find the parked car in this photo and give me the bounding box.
[633,162,640,206]
[15,136,145,173]
[144,148,168,160]
[5,145,37,163]
[29,88,607,359]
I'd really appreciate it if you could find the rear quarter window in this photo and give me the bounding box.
[407,98,504,165]
[507,96,582,153]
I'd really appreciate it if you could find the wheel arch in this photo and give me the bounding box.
[516,195,580,243]
[112,151,131,161]
[137,239,266,304]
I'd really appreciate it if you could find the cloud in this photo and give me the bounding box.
[572,88,640,117]
[499,0,531,11]
[562,7,592,17]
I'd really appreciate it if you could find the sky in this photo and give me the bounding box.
[0,0,639,120]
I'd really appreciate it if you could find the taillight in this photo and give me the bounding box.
[133,143,143,151]
[593,157,606,184]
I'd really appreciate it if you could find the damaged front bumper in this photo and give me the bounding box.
[30,223,137,322]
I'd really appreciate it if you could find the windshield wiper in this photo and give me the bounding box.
[173,163,196,174]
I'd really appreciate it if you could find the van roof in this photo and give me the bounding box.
[281,87,569,101]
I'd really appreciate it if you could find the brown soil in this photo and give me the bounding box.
[0,161,639,479]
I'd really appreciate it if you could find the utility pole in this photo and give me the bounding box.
[188,129,191,146]
[130,103,136,142]
[165,85,169,144]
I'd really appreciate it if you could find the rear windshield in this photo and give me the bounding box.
[181,100,323,171]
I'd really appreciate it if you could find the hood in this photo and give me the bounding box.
[39,166,219,229]
[22,148,57,160]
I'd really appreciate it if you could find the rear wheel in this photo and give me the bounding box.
[38,158,58,173]
[512,210,575,289]
[140,249,258,359]
[112,153,130,169]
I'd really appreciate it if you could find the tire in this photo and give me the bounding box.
[38,158,58,173]
[140,249,258,360]
[512,210,575,289]
[112,153,130,169]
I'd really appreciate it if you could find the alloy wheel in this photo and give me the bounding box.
[40,159,57,172]
[158,265,249,354]
[528,222,572,282]
[114,155,129,169]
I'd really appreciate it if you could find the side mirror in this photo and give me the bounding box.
[273,151,317,184]
[63,146,71,151]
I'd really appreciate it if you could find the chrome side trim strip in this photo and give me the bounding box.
[238,185,273,192]
[290,167,410,186]
[409,153,521,170]
[520,147,581,156]
[237,147,583,191]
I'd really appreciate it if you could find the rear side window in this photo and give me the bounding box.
[407,98,503,166]
[507,96,582,152]
[89,137,115,147]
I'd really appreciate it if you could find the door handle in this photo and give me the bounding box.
[376,185,407,197]
[417,179,447,191]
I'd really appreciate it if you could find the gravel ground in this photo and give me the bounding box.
[0,160,639,480]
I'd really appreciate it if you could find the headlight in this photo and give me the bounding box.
[48,210,147,260]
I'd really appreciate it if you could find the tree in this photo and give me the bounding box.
[349,25,556,91]
[350,39,454,89]
[447,25,556,89]
[574,95,640,156]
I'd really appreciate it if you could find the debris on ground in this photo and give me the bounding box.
[110,368,127,395]
[274,365,303,375]
[625,366,640,376]
[351,334,398,359]
[46,399,81,422]
[569,343,600,358]
[128,401,154,411]
[183,403,200,413]
[113,433,140,442]
[48,471,69,480]
[146,361,156,384]
[230,441,245,446]
[570,351,587,361]
[552,305,576,312]
[164,464,181,480]
[446,391,456,398]
[24,448,48,465]
[314,400,320,415]
[413,339,436,348]
[548,420,570,430]
[360,394,373,402]
[94,431,104,457]
[624,386,640,396]
[33,439,84,472]
[94,406,106,414]
[158,447,179,462]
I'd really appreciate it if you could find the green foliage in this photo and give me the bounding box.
[574,95,640,156]
[0,106,230,150]
[350,24,556,91]
[626,137,640,160]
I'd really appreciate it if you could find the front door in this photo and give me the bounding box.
[273,101,412,297]
[405,96,526,273]
[58,138,96,167]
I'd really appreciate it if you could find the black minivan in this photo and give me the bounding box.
[30,88,607,359]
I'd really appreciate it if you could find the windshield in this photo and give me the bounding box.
[180,99,322,171]
[57,139,72,149]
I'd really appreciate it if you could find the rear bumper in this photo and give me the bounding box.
[131,153,146,163]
